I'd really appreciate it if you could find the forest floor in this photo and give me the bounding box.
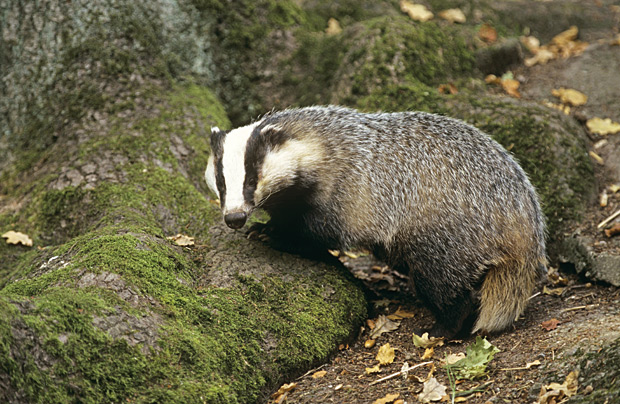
[271,16,620,404]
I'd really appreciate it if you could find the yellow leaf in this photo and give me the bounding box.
[166,233,195,246]
[400,0,433,22]
[2,231,33,247]
[421,347,434,360]
[366,364,381,374]
[373,393,400,404]
[412,332,444,349]
[376,343,396,365]
[325,18,342,36]
[586,117,620,135]
[312,370,327,378]
[438,8,466,23]
[551,26,578,46]
[270,382,297,399]
[551,88,587,106]
[525,48,554,67]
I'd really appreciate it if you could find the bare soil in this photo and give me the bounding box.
[270,23,620,404]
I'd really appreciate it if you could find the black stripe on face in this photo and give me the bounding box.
[210,128,227,207]
[243,121,291,206]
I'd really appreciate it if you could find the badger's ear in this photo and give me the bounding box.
[209,126,226,152]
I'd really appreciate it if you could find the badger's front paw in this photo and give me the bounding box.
[246,222,272,242]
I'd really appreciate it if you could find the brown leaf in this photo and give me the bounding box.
[400,0,433,22]
[387,307,415,320]
[541,318,560,331]
[2,230,33,247]
[376,343,396,365]
[438,83,458,95]
[543,286,565,296]
[373,393,400,404]
[369,315,400,339]
[538,371,579,404]
[312,370,327,379]
[551,26,578,47]
[604,223,620,238]
[478,23,497,43]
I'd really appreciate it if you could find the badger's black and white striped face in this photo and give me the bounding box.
[205,121,324,230]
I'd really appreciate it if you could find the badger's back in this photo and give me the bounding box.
[207,105,547,336]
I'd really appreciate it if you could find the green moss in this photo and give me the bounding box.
[355,82,449,113]
[449,96,594,237]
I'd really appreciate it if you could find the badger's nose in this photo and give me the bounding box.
[224,212,247,229]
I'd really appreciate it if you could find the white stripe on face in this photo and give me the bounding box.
[221,122,260,214]
[205,154,217,196]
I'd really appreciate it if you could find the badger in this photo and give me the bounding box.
[205,105,547,338]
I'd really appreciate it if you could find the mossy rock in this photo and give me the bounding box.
[0,84,366,403]
[328,15,476,106]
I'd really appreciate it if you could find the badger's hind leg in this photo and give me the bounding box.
[407,263,479,339]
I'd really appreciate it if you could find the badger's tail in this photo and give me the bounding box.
[472,254,547,334]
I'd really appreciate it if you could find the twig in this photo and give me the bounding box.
[560,304,600,313]
[296,364,327,380]
[598,208,620,229]
[369,361,433,386]
[528,291,541,300]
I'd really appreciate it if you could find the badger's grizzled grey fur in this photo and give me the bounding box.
[205,105,547,338]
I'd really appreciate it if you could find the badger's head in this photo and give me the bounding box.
[205,121,324,230]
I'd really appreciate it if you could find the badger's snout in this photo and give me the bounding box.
[224,211,247,229]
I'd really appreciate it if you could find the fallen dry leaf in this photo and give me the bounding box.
[376,343,396,365]
[525,48,555,67]
[543,286,565,296]
[418,377,447,403]
[501,78,521,98]
[552,26,578,46]
[2,230,33,247]
[438,8,466,23]
[551,88,588,106]
[438,83,458,95]
[520,35,541,52]
[541,318,560,331]
[586,117,620,135]
[611,34,620,46]
[366,364,382,374]
[387,307,415,320]
[270,382,297,401]
[373,392,400,404]
[610,184,620,193]
[312,370,327,379]
[421,347,434,360]
[604,223,620,238]
[166,233,195,246]
[413,332,445,349]
[445,352,466,365]
[400,0,433,22]
[365,339,377,348]
[369,315,400,339]
[538,371,578,404]
[478,23,497,43]
[325,17,342,35]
